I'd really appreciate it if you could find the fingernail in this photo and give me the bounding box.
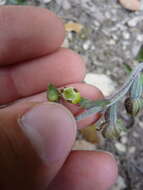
[18,102,76,163]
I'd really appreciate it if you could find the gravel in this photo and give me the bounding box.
[3,0,143,189]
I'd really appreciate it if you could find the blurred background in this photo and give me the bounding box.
[1,0,143,189]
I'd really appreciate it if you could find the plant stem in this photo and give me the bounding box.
[108,62,143,106]
[76,62,143,121]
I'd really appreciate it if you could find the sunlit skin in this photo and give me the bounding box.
[0,6,118,190]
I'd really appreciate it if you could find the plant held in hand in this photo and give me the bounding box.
[47,46,143,140]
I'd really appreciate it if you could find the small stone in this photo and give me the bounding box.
[111,176,126,190]
[55,0,71,9]
[83,40,91,50]
[61,38,69,48]
[137,34,143,42]
[115,142,126,152]
[91,45,95,50]
[67,32,73,40]
[108,39,116,45]
[84,73,116,96]
[121,136,128,144]
[122,32,130,40]
[133,132,139,138]
[139,121,143,129]
[105,12,111,19]
[119,0,140,11]
[127,17,141,27]
[93,20,100,27]
[128,146,136,154]
[0,0,6,5]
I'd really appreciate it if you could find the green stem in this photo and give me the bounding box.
[76,62,143,121]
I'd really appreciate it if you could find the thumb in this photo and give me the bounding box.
[0,102,76,189]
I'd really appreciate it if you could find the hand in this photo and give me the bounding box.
[0,6,117,190]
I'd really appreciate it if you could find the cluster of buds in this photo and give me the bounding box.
[101,104,126,139]
[124,74,143,116]
[47,61,143,140]
[47,84,81,104]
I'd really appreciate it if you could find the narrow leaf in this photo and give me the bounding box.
[76,106,104,121]
[79,98,110,109]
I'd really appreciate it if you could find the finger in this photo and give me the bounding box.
[11,83,104,128]
[0,6,64,65]
[0,102,76,189]
[49,151,118,190]
[0,48,85,104]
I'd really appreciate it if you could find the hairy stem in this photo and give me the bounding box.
[76,62,143,121]
[108,62,143,106]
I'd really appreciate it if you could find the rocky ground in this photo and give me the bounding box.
[3,0,143,189]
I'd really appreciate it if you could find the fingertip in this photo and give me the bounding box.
[49,151,118,190]
[0,6,65,65]
[93,151,118,189]
[0,102,77,188]
[57,48,86,83]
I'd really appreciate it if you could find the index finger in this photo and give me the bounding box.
[0,6,65,65]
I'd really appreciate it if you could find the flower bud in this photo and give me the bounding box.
[47,84,60,102]
[124,97,143,116]
[102,119,126,139]
[60,87,81,104]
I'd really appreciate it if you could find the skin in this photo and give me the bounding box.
[0,6,118,190]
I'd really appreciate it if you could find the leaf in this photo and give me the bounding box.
[135,45,143,62]
[80,124,104,144]
[79,98,110,109]
[65,22,84,33]
[76,106,103,121]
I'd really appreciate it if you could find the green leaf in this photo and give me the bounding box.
[47,84,59,102]
[79,98,110,109]
[135,45,143,62]
[76,106,104,121]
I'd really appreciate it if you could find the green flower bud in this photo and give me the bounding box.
[60,87,81,104]
[47,84,59,102]
[124,97,143,116]
[102,119,126,139]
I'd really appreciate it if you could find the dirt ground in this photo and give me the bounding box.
[4,0,143,189]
